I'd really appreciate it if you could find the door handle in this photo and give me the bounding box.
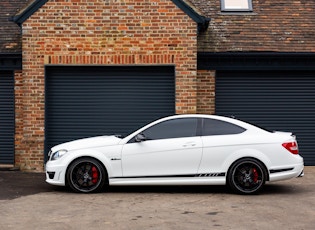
[183,142,196,147]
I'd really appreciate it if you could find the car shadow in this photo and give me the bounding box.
[105,182,310,195]
[0,172,56,200]
[0,171,307,199]
[105,183,308,195]
[106,185,230,194]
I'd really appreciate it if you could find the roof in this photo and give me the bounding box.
[0,0,30,54]
[188,0,315,52]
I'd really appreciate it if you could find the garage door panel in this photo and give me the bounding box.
[45,66,175,158]
[0,71,14,164]
[216,70,315,165]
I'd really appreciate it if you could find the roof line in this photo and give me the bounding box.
[197,52,315,71]
[171,0,210,32]
[10,0,48,26]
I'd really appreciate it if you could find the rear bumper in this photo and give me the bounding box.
[269,163,304,182]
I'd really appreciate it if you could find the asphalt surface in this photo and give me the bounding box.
[0,167,314,229]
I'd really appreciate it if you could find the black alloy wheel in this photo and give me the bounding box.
[228,158,266,194]
[67,158,106,193]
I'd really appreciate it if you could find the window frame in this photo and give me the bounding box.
[221,0,253,12]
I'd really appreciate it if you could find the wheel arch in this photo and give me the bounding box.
[65,156,109,186]
[223,149,271,181]
[227,156,270,182]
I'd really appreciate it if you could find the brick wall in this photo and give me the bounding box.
[190,0,315,52]
[197,70,215,114]
[17,0,198,170]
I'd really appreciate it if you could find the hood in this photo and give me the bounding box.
[51,135,122,152]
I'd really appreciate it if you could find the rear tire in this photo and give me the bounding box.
[228,158,266,195]
[66,157,107,193]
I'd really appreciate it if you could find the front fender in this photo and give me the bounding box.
[68,150,113,175]
[58,146,122,179]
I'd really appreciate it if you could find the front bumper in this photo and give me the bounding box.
[45,161,67,186]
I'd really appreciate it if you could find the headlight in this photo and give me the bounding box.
[51,149,68,161]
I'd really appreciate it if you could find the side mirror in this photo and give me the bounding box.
[135,133,147,142]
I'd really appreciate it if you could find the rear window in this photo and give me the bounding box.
[202,118,246,136]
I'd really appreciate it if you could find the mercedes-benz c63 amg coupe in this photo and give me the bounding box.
[46,114,304,194]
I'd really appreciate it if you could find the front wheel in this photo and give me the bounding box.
[66,158,107,193]
[228,158,266,195]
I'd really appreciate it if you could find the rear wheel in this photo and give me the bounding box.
[67,158,106,193]
[228,158,266,194]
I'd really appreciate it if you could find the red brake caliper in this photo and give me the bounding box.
[252,168,259,183]
[91,166,99,184]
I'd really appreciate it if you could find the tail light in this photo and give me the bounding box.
[282,141,299,155]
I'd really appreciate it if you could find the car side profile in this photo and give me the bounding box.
[45,114,304,194]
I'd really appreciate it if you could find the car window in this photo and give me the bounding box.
[141,118,198,141]
[202,118,245,136]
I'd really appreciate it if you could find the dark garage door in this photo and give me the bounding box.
[216,70,315,166]
[45,65,175,157]
[0,71,15,164]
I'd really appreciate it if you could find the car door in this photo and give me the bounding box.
[121,118,203,177]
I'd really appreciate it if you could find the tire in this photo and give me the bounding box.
[66,157,107,193]
[228,158,266,195]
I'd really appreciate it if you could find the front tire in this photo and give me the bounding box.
[228,158,266,195]
[66,158,107,193]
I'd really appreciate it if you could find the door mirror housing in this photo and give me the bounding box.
[135,133,147,142]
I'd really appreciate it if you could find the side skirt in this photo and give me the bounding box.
[109,174,226,186]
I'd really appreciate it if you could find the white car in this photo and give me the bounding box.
[46,114,304,194]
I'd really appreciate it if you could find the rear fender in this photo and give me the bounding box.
[222,148,271,175]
